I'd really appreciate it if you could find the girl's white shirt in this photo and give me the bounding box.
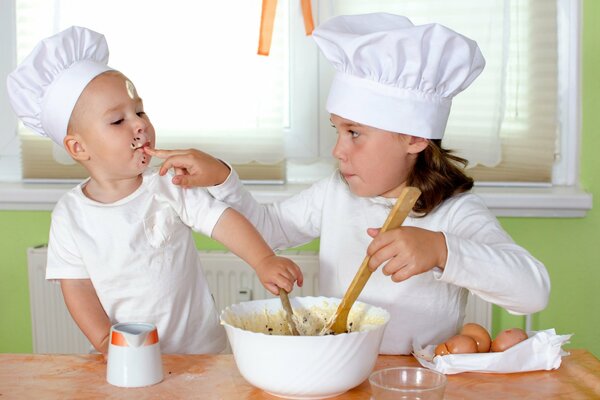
[46,168,228,354]
[209,169,550,354]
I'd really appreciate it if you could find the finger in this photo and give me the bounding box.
[381,256,408,276]
[176,175,204,188]
[281,267,296,283]
[390,265,413,283]
[293,266,304,287]
[367,228,403,257]
[144,147,191,159]
[274,275,293,293]
[265,282,280,296]
[368,241,400,271]
[174,167,186,176]
[159,156,192,173]
[367,227,380,238]
[172,175,183,186]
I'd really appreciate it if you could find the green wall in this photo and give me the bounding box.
[1,2,599,357]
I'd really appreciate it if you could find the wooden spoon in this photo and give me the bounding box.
[279,288,300,336]
[323,186,422,335]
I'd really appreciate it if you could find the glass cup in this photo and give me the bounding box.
[369,367,447,400]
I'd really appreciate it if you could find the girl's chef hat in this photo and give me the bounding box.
[312,13,485,139]
[7,26,112,146]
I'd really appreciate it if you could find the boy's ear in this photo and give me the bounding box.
[407,136,429,154]
[63,134,90,161]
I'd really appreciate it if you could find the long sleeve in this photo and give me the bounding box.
[208,168,325,250]
[435,194,550,315]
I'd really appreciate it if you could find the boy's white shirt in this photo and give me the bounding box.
[208,169,551,355]
[46,168,228,354]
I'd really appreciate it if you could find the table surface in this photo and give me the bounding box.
[0,349,599,399]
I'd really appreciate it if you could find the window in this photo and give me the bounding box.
[0,0,583,191]
[4,0,319,182]
[315,0,564,185]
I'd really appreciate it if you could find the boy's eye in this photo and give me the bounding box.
[137,111,146,117]
[350,130,360,138]
[111,119,123,125]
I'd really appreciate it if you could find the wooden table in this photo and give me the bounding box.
[0,350,598,399]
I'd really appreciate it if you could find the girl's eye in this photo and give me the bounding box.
[350,130,360,138]
[137,111,146,117]
[111,119,123,125]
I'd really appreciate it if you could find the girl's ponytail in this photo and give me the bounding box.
[408,140,474,215]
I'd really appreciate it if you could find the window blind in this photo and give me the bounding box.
[12,0,560,184]
[325,0,558,183]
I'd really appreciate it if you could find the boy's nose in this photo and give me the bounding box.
[134,117,147,134]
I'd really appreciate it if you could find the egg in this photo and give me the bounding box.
[460,323,491,353]
[491,328,528,352]
[444,334,478,354]
[434,342,450,356]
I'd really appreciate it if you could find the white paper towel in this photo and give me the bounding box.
[413,329,573,374]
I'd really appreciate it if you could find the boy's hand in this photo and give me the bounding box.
[144,147,230,188]
[254,255,304,295]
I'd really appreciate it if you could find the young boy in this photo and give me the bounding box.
[7,26,303,355]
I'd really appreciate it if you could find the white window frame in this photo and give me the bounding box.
[0,0,592,217]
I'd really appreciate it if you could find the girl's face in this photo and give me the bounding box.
[330,114,426,198]
[68,71,155,181]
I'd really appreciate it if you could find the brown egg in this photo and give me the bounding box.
[460,323,491,353]
[491,328,528,352]
[445,334,478,354]
[434,342,450,356]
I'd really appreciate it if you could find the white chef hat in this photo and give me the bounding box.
[6,26,112,146]
[312,13,485,139]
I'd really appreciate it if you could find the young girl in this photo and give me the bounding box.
[146,13,550,354]
[7,26,302,355]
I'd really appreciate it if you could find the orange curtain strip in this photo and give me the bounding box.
[258,0,278,56]
[258,0,315,56]
[300,0,315,35]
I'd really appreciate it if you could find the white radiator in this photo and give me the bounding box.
[27,246,490,354]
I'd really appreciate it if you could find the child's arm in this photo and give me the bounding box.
[211,208,304,294]
[144,148,229,188]
[60,279,112,355]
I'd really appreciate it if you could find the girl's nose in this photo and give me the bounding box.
[332,135,346,161]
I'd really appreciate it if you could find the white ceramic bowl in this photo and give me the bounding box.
[220,296,390,399]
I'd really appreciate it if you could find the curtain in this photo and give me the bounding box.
[15,0,290,178]
[320,0,558,183]
[10,0,559,183]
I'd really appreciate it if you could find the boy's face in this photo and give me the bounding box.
[330,114,425,198]
[68,71,155,180]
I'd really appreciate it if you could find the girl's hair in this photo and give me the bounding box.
[408,139,473,215]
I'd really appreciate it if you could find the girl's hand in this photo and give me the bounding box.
[254,255,304,295]
[365,226,448,282]
[144,147,230,188]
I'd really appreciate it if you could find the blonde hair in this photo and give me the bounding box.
[408,139,473,215]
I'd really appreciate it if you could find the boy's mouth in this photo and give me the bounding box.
[130,134,150,150]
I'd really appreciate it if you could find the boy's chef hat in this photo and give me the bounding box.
[7,26,112,146]
[312,13,485,139]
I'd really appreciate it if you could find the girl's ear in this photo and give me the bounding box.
[63,134,90,161]
[407,136,429,154]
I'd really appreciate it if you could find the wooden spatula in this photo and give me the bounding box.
[279,288,300,336]
[323,186,421,335]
